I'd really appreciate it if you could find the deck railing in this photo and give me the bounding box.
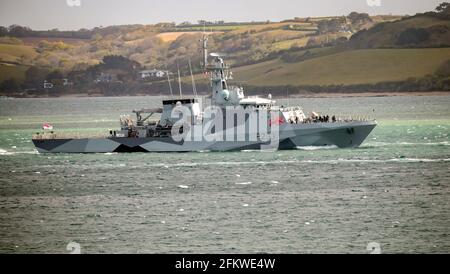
[32,132,109,140]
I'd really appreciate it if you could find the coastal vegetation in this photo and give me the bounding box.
[0,3,449,97]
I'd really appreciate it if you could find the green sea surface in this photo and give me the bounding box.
[0,95,449,253]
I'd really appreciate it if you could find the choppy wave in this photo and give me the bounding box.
[0,148,13,155]
[296,145,338,150]
[0,148,38,155]
[235,182,252,185]
[151,158,450,167]
[363,141,449,148]
[303,158,450,164]
[38,158,450,169]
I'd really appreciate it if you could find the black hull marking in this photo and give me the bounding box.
[113,144,148,153]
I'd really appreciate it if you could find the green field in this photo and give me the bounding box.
[0,63,29,83]
[174,25,249,32]
[171,22,314,33]
[271,37,310,50]
[232,48,450,86]
[1,9,449,93]
[0,44,37,63]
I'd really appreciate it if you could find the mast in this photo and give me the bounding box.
[188,58,197,97]
[177,61,183,99]
[201,24,208,69]
[165,64,173,99]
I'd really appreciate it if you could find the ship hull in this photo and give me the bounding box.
[284,120,377,148]
[32,121,376,153]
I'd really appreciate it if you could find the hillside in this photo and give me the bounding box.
[225,10,450,92]
[232,48,450,86]
[1,3,450,96]
[0,41,36,83]
[348,14,450,49]
[0,13,383,74]
[0,43,37,63]
[0,63,29,83]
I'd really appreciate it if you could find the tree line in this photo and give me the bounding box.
[0,25,93,39]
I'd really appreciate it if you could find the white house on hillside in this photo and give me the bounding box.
[139,69,168,80]
[43,80,53,89]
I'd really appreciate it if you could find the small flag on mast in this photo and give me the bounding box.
[42,122,53,130]
[269,116,285,126]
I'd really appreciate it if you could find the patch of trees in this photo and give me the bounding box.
[100,55,141,71]
[0,55,145,95]
[434,2,450,19]
[4,25,33,37]
[0,25,93,39]
[349,3,450,49]
[396,28,430,46]
[23,66,50,89]
[393,24,450,48]
[347,12,372,26]
[317,17,347,34]
[0,78,19,92]
[36,40,73,52]
[317,12,372,35]
[0,26,7,36]
[68,55,142,86]
[436,59,450,77]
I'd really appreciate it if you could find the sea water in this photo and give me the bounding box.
[0,95,449,253]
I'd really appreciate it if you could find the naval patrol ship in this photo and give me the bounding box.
[32,35,376,153]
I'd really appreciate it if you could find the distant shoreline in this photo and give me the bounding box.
[2,91,449,99]
[285,91,450,98]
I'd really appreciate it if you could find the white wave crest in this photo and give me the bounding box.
[0,148,13,155]
[0,148,38,155]
[364,141,450,148]
[296,145,337,151]
[235,182,252,185]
